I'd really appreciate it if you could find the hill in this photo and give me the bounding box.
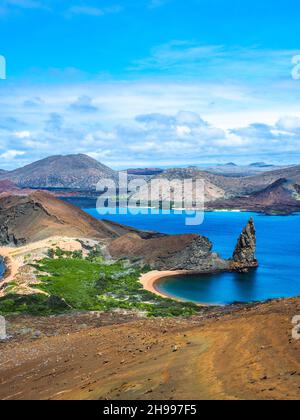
[157,165,300,193]
[132,165,300,212]
[1,154,300,213]
[131,168,227,204]
[199,165,300,196]
[0,191,139,245]
[0,154,118,190]
[234,165,300,194]
[208,178,300,213]
[249,162,275,168]
[0,180,19,194]
[205,162,284,177]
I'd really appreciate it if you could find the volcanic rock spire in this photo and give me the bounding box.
[231,217,258,272]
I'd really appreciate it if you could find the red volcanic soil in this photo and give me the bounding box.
[0,297,299,400]
[0,190,141,243]
[109,232,202,259]
[107,232,214,270]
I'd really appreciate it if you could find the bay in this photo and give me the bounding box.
[85,208,300,305]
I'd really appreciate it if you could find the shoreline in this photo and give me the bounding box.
[140,270,214,307]
[90,204,300,217]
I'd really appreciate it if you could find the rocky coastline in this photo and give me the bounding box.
[0,186,245,281]
[110,217,258,273]
[137,218,258,300]
[0,191,258,308]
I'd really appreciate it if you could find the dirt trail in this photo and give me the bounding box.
[0,297,299,400]
[0,236,95,296]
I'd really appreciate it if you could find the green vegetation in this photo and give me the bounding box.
[0,248,200,317]
[47,247,83,259]
[0,294,58,316]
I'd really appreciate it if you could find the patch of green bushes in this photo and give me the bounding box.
[0,294,56,315]
[0,256,200,318]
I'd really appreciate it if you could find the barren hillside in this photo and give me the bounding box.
[0,297,299,400]
[0,191,139,245]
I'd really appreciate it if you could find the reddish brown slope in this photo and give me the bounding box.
[108,232,218,270]
[0,297,299,400]
[0,191,141,245]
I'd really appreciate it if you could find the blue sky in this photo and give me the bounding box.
[0,0,300,169]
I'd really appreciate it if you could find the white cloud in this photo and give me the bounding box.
[276,116,300,132]
[176,125,191,137]
[68,95,98,113]
[0,149,25,160]
[14,130,31,138]
[1,79,300,169]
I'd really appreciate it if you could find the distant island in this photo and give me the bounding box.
[0,154,299,215]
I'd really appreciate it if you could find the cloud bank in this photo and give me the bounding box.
[1,79,300,170]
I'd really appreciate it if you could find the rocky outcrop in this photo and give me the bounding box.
[108,232,228,271]
[109,218,258,274]
[230,218,258,272]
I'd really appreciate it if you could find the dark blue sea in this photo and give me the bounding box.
[85,208,300,305]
